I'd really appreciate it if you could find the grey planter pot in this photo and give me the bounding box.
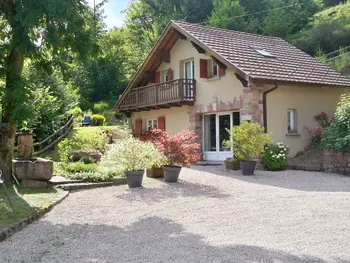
[125,170,144,188]
[240,161,257,176]
[163,166,182,182]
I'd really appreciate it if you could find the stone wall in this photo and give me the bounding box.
[323,150,350,174]
[288,149,350,175]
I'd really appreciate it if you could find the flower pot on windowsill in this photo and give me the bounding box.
[163,165,182,183]
[125,170,144,188]
[240,160,257,176]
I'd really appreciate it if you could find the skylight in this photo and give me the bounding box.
[255,49,275,58]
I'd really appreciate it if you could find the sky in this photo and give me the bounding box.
[87,0,130,29]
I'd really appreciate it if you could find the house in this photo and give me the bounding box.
[114,21,350,160]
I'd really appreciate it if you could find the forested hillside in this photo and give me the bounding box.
[0,0,349,139]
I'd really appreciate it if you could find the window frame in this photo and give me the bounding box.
[147,119,158,130]
[287,109,297,133]
[163,70,169,82]
[212,60,219,77]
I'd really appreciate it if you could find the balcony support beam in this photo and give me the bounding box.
[156,51,171,63]
[191,41,206,54]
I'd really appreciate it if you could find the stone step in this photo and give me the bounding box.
[56,178,127,191]
[49,176,85,185]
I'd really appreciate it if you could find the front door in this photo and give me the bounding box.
[203,112,240,161]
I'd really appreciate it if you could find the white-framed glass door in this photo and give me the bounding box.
[203,112,240,161]
[184,60,194,100]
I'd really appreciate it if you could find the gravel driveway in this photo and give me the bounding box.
[1,166,350,263]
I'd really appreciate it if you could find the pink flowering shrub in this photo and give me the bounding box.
[151,129,200,167]
[304,111,331,149]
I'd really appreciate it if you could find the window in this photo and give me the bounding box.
[163,71,169,82]
[255,49,275,58]
[212,61,219,77]
[287,109,297,133]
[147,119,158,130]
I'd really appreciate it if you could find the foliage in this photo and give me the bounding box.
[57,128,107,162]
[80,156,95,164]
[290,2,350,55]
[69,107,83,118]
[262,142,290,171]
[103,136,167,172]
[208,0,247,31]
[92,101,109,114]
[322,94,350,152]
[91,114,106,126]
[61,162,97,174]
[229,121,272,161]
[54,162,123,182]
[304,111,332,149]
[151,129,201,167]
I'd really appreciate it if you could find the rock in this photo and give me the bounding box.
[13,158,53,181]
[22,179,47,188]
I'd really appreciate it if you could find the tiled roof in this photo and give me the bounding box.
[173,21,350,87]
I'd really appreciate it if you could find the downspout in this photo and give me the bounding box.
[263,83,278,132]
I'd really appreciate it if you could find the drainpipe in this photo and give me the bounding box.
[263,83,278,132]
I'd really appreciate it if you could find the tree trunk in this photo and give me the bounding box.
[0,125,16,183]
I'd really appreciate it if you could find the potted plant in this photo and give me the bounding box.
[224,158,240,170]
[262,142,290,171]
[103,136,165,188]
[229,121,271,175]
[153,129,200,182]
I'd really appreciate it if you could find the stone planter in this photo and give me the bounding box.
[146,167,164,178]
[71,151,102,163]
[163,166,182,183]
[17,132,33,158]
[125,170,144,188]
[240,161,257,176]
[13,158,53,187]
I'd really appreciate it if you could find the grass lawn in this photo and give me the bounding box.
[0,185,67,230]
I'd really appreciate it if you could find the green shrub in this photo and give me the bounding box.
[68,106,83,118]
[57,128,107,162]
[80,156,95,164]
[322,94,350,152]
[103,136,167,172]
[228,121,272,161]
[102,111,114,125]
[93,101,109,114]
[262,142,290,171]
[91,114,106,126]
[61,162,97,174]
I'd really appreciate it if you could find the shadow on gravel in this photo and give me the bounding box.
[190,165,350,193]
[116,179,230,203]
[0,216,334,263]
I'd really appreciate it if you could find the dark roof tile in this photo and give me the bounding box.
[174,21,350,87]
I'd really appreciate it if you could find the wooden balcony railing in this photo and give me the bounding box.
[119,78,196,111]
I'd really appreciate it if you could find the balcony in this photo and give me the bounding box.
[119,79,196,112]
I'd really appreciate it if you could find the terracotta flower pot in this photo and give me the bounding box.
[163,166,181,182]
[146,167,164,178]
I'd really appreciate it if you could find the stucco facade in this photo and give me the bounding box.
[266,84,348,156]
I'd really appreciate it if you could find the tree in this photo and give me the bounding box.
[208,0,247,31]
[0,0,98,182]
